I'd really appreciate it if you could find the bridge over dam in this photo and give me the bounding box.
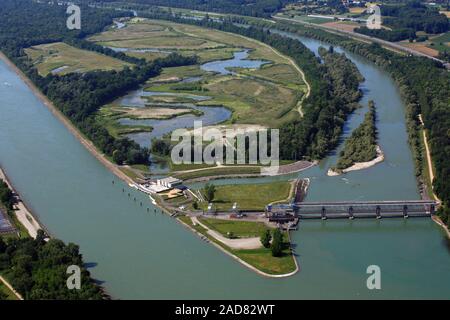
[267,200,438,220]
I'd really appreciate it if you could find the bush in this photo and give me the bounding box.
[260,229,272,248]
[271,229,283,257]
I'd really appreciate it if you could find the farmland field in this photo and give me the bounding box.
[24,42,132,76]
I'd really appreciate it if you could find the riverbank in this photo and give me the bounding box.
[0,275,23,300]
[0,52,135,187]
[327,146,384,176]
[418,115,448,237]
[0,167,43,238]
[176,215,299,278]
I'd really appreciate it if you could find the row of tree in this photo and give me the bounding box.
[0,179,15,211]
[260,228,284,257]
[0,232,106,299]
[93,0,294,18]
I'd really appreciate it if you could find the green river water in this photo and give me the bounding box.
[0,32,449,299]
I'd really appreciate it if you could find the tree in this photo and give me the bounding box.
[203,183,216,202]
[192,201,198,210]
[0,288,7,300]
[271,229,283,257]
[151,138,171,156]
[227,231,236,239]
[0,237,6,253]
[112,150,125,165]
[260,229,272,248]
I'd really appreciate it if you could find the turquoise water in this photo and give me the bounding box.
[200,49,269,75]
[0,31,449,299]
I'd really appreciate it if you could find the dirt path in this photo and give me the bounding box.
[191,216,262,249]
[418,114,440,202]
[0,168,42,239]
[0,275,23,300]
[230,32,311,117]
[0,52,134,187]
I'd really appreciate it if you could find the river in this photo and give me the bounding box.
[0,30,449,299]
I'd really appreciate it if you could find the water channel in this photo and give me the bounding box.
[0,27,449,299]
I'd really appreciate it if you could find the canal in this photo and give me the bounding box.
[0,30,449,299]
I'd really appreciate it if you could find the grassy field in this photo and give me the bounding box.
[90,18,306,128]
[147,75,299,126]
[149,65,209,83]
[24,42,131,76]
[0,281,17,300]
[89,20,223,50]
[96,106,154,138]
[429,32,450,53]
[90,18,302,68]
[200,181,292,211]
[199,217,268,237]
[178,215,296,275]
[233,244,296,275]
[201,77,299,126]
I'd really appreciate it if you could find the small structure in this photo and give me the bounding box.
[207,203,216,215]
[157,177,182,189]
[135,177,184,195]
[267,205,296,223]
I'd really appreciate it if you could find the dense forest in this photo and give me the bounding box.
[355,1,449,41]
[0,232,106,299]
[261,20,450,229]
[0,178,104,300]
[333,101,378,171]
[0,0,197,165]
[94,0,294,17]
[140,9,364,160]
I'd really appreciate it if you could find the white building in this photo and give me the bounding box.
[156,177,182,188]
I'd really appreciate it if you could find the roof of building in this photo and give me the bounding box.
[158,176,182,183]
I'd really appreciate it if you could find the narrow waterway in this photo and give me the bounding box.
[0,30,449,299]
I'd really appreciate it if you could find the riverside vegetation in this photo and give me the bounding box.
[333,101,378,171]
